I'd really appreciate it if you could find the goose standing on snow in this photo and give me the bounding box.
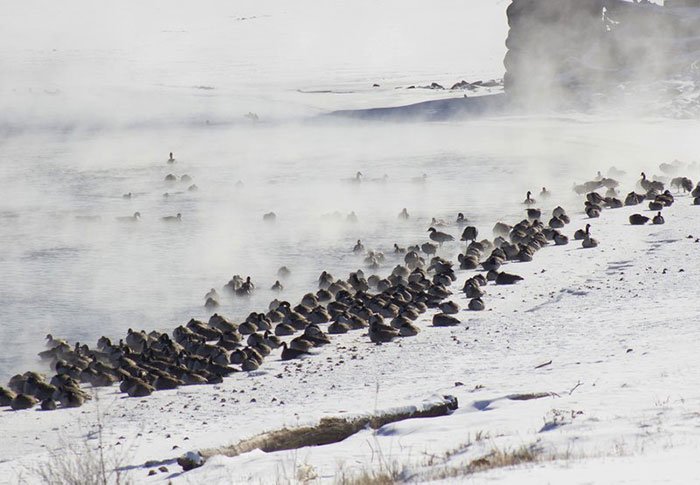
[652,212,665,225]
[461,226,478,242]
[639,172,664,192]
[671,177,693,193]
[428,227,454,245]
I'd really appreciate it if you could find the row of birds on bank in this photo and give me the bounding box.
[5,166,698,411]
[4,199,554,411]
[1,249,488,410]
[205,168,700,310]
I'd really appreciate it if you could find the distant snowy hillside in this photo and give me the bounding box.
[0,0,508,128]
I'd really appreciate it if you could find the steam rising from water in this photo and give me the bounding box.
[3,117,700,381]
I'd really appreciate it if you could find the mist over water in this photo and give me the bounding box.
[1,0,699,382]
[3,117,699,382]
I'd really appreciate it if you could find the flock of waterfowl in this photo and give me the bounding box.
[3,162,699,412]
[110,152,193,224]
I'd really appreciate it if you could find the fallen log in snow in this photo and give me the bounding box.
[200,394,458,462]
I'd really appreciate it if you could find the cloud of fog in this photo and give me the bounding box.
[0,0,507,132]
[503,0,700,114]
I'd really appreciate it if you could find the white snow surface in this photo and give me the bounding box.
[2,0,700,484]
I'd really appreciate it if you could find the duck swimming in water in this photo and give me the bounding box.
[236,276,255,296]
[398,208,410,220]
[523,191,536,205]
[456,213,467,226]
[353,240,364,253]
[168,152,175,163]
[540,187,550,199]
[162,213,182,222]
[430,217,448,228]
[117,212,141,222]
[345,171,363,184]
[411,173,428,184]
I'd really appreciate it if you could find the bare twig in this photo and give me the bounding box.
[569,381,583,395]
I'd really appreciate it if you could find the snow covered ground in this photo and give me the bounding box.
[2,0,700,483]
